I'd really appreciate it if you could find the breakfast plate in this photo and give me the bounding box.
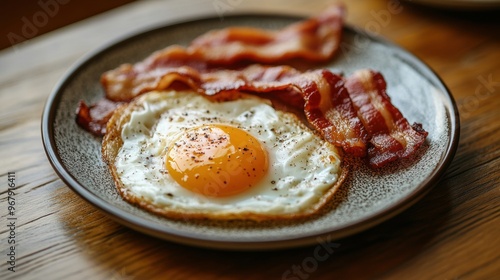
[42,13,459,250]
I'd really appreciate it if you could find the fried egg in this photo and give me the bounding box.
[102,90,345,221]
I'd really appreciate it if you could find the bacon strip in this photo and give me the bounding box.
[82,67,428,167]
[101,4,345,101]
[189,4,345,64]
[87,64,369,156]
[76,4,428,168]
[75,98,122,136]
[296,70,368,156]
[344,69,428,168]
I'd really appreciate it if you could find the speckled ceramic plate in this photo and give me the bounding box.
[42,13,459,250]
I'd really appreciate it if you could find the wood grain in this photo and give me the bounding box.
[1,0,499,279]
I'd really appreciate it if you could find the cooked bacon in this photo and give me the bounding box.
[189,4,345,64]
[75,98,122,136]
[344,69,428,168]
[76,4,428,168]
[101,4,345,101]
[102,56,205,101]
[80,67,428,167]
[294,70,368,156]
[84,64,369,154]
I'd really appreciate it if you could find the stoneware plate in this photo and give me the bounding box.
[42,13,460,250]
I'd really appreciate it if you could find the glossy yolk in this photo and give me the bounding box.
[165,124,268,197]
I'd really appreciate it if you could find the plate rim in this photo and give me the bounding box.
[41,12,460,250]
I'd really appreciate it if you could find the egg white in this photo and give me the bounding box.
[112,90,342,218]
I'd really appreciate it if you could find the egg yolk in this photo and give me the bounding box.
[165,124,268,197]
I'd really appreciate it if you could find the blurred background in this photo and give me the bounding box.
[1,0,135,50]
[2,0,499,50]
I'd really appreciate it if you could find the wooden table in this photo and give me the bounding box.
[1,0,498,279]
